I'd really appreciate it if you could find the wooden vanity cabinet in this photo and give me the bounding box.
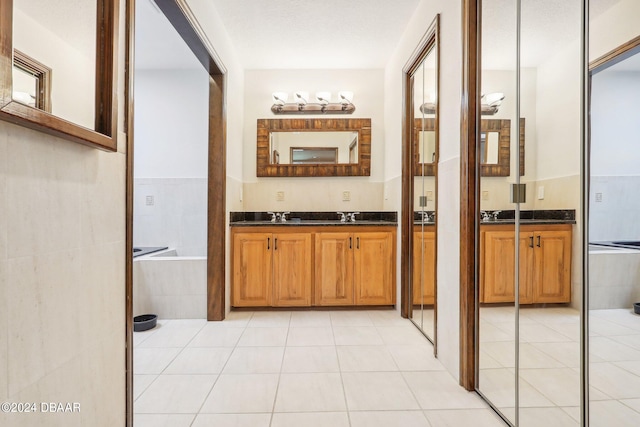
[232,226,396,308]
[412,228,435,305]
[315,228,396,306]
[480,224,572,304]
[232,230,312,307]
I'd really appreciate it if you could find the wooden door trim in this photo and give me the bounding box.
[460,0,480,391]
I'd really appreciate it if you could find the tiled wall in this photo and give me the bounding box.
[0,122,126,426]
[590,176,640,242]
[589,250,640,309]
[134,178,207,256]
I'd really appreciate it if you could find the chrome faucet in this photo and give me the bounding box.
[480,211,491,222]
[280,211,290,222]
[347,212,360,222]
[267,211,277,222]
[492,210,501,221]
[337,212,347,222]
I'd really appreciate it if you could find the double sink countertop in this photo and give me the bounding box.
[230,209,575,227]
[230,211,397,227]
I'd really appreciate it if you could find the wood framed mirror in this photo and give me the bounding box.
[256,118,371,177]
[413,117,525,177]
[0,0,119,151]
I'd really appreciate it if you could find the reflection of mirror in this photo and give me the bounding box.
[12,50,51,112]
[269,131,358,165]
[413,117,525,176]
[0,0,119,151]
[257,118,371,177]
[403,14,439,348]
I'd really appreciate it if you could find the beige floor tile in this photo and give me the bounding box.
[342,372,420,410]
[519,407,579,427]
[330,311,375,326]
[274,373,346,412]
[409,371,497,410]
[134,375,157,400]
[376,325,428,345]
[289,311,332,327]
[134,374,216,413]
[188,324,244,347]
[164,347,233,374]
[532,342,581,368]
[478,368,553,409]
[386,344,444,371]
[271,412,349,427]
[590,336,640,362]
[237,327,288,346]
[281,346,340,373]
[133,414,195,427]
[137,320,206,348]
[134,347,182,374]
[247,311,291,327]
[200,374,279,413]
[351,410,431,427]
[333,326,383,345]
[191,413,271,427]
[621,398,640,413]
[222,346,284,374]
[519,368,581,406]
[589,362,640,399]
[337,345,398,372]
[286,327,334,346]
[590,400,640,427]
[424,408,505,427]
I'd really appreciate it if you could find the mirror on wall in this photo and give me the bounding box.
[476,0,582,425]
[405,15,439,346]
[0,0,118,151]
[256,118,371,177]
[269,131,358,165]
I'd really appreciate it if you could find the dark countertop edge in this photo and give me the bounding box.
[230,211,398,223]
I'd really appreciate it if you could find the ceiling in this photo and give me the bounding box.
[209,0,421,69]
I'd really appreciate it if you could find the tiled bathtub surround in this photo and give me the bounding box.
[134,178,207,256]
[589,246,640,310]
[133,249,207,319]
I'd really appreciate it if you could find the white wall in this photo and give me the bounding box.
[13,8,95,130]
[0,6,127,426]
[384,0,462,379]
[134,69,209,178]
[241,69,385,211]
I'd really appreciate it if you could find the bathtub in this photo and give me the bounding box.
[133,248,207,319]
[589,242,640,310]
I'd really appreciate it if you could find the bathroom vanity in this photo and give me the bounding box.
[230,212,397,308]
[479,213,574,304]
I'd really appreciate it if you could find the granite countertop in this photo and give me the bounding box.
[480,209,576,225]
[230,211,398,227]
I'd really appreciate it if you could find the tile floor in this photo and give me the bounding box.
[134,310,506,427]
[478,306,640,426]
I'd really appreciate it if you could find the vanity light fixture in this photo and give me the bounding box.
[270,91,356,115]
[480,92,504,115]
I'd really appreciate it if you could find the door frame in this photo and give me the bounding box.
[124,0,227,424]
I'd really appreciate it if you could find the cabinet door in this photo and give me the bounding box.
[413,230,435,305]
[354,231,395,305]
[232,232,272,307]
[533,230,572,303]
[315,232,354,306]
[481,230,533,303]
[273,233,312,306]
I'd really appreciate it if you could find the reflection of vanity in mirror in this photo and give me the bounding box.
[0,0,119,150]
[257,118,371,177]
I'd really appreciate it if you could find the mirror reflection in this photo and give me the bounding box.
[408,16,438,346]
[269,131,358,165]
[12,0,97,128]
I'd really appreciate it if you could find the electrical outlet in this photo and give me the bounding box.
[426,191,434,201]
[481,191,489,201]
[276,191,285,201]
[145,195,154,206]
[342,191,351,201]
[595,192,603,202]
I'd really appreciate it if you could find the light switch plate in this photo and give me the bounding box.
[276,191,285,201]
[342,191,351,201]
